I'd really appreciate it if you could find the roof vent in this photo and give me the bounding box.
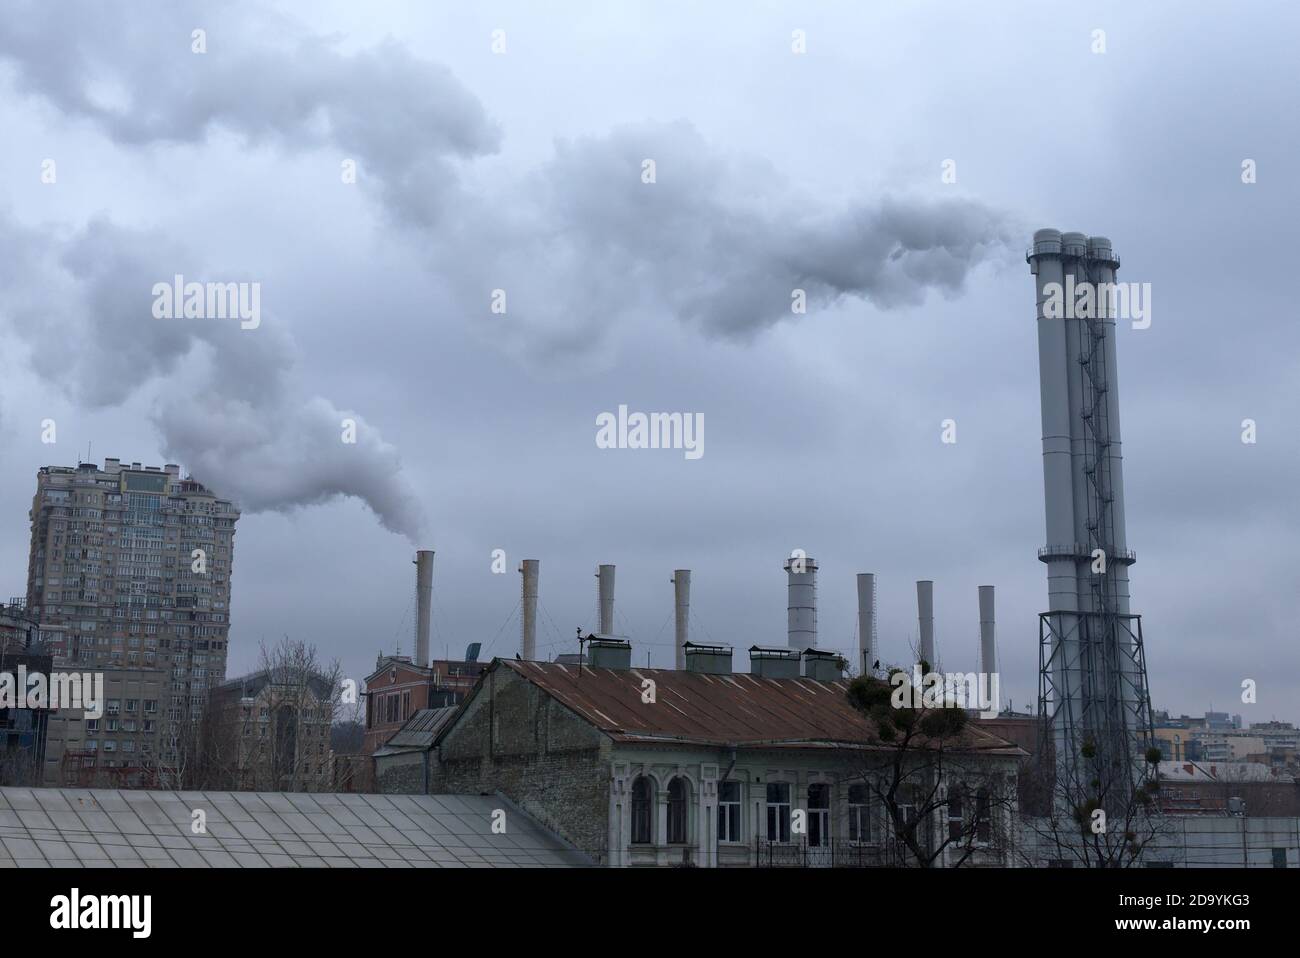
[683,641,732,675]
[586,634,631,670]
[749,645,800,679]
[801,648,843,682]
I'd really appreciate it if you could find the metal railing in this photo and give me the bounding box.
[754,837,908,868]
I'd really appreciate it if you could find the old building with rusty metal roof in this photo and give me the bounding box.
[377,641,1023,868]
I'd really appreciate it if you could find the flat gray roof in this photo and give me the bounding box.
[0,787,588,868]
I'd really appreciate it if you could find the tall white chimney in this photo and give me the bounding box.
[520,559,539,660]
[916,579,935,667]
[856,573,877,675]
[414,550,434,668]
[597,564,615,635]
[978,585,996,676]
[672,570,691,669]
[784,555,818,649]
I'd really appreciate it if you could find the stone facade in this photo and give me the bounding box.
[424,667,612,862]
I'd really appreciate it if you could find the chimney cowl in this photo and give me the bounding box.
[586,634,631,670]
[801,647,843,682]
[749,645,801,679]
[683,641,732,675]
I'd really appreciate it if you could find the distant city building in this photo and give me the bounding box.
[1153,726,1190,762]
[24,458,239,775]
[0,645,53,785]
[206,667,337,792]
[0,600,46,650]
[362,652,484,758]
[45,667,167,788]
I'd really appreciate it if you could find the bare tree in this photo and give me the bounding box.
[200,636,343,792]
[1018,734,1168,867]
[844,666,1017,868]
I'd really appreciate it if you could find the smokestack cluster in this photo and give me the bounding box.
[414,550,434,668]
[672,570,691,669]
[784,556,818,649]
[916,579,935,667]
[597,564,616,634]
[520,559,539,660]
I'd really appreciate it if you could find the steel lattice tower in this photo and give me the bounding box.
[1028,230,1154,804]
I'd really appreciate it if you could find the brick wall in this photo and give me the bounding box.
[429,666,612,863]
[377,758,423,795]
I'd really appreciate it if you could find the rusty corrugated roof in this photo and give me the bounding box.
[497,660,1022,754]
[383,706,460,750]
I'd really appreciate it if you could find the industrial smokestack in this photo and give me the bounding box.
[672,570,691,669]
[520,559,539,660]
[414,550,434,668]
[1029,228,1151,787]
[916,579,935,667]
[597,564,615,635]
[784,555,818,649]
[856,573,877,675]
[978,585,996,677]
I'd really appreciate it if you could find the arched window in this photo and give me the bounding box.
[631,776,653,844]
[667,776,690,844]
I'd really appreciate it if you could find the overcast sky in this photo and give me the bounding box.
[1,1,1296,722]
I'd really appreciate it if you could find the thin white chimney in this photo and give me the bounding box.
[597,564,615,635]
[978,585,996,677]
[916,579,935,667]
[520,559,539,660]
[857,573,877,675]
[672,570,691,669]
[784,555,818,649]
[414,550,434,668]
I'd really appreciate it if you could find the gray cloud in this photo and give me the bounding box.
[0,4,1014,362]
[0,1,1015,530]
[0,0,500,228]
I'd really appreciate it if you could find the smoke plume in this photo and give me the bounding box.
[0,210,425,540]
[0,0,1014,535]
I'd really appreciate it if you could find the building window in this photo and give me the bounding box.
[975,788,992,844]
[848,783,871,843]
[631,776,653,845]
[718,781,741,843]
[948,785,966,841]
[766,782,791,843]
[667,777,689,844]
[807,783,830,847]
[897,785,919,836]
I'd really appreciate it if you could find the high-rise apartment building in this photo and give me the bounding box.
[24,458,239,775]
